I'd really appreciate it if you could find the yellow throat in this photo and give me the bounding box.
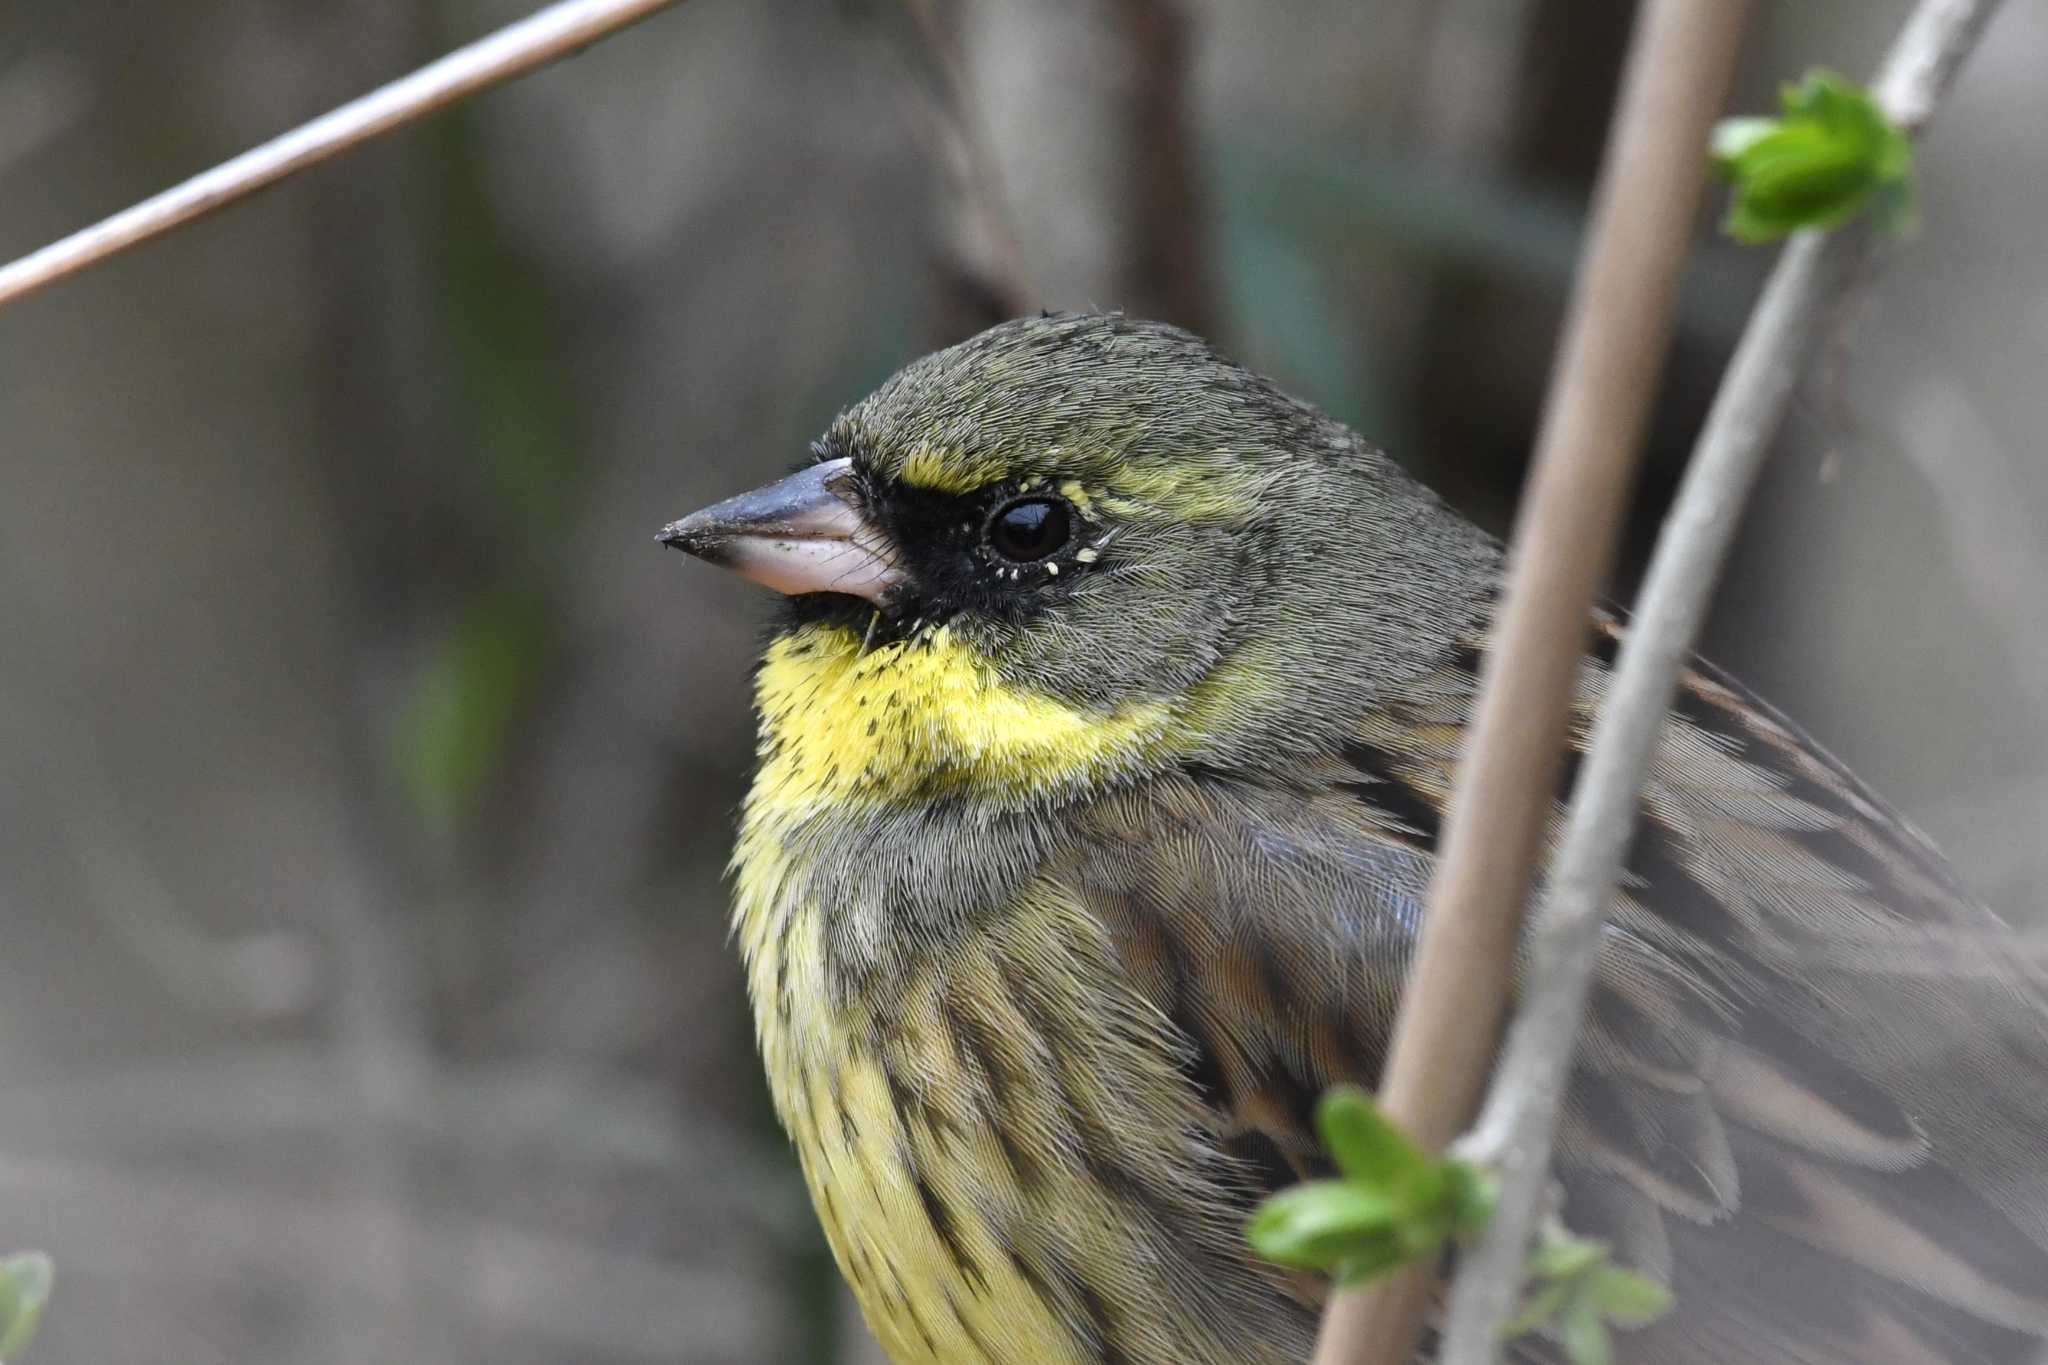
[730,618,1181,1057]
[744,620,1177,814]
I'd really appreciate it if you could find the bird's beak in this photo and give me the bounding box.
[658,457,906,603]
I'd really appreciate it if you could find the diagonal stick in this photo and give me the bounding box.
[0,0,689,312]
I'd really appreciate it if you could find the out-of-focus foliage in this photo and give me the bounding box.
[0,1253,52,1361]
[1504,1228,1671,1365]
[395,105,577,844]
[1712,70,1914,242]
[397,586,550,836]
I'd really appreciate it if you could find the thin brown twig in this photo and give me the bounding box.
[0,0,689,312]
[1310,2,1751,1360]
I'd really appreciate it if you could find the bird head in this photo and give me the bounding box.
[662,313,1496,808]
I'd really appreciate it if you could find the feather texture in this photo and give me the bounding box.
[691,313,2048,1364]
[1046,631,2048,1362]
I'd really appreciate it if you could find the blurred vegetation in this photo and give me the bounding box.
[395,103,577,850]
[1712,70,1916,242]
[0,1253,51,1362]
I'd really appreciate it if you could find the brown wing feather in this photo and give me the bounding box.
[1066,621,2048,1362]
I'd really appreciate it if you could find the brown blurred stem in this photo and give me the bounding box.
[907,0,1211,334]
[0,0,691,311]
[1310,2,1751,1361]
[1105,0,1211,335]
[898,0,1034,326]
[1439,3,2007,1360]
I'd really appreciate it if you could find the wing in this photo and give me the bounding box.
[1055,624,2048,1364]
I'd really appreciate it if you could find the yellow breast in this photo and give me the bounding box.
[735,872,1297,1364]
[734,622,1152,1361]
[732,889,1094,1364]
[729,621,1305,1364]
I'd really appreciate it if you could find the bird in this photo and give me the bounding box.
[659,312,2048,1364]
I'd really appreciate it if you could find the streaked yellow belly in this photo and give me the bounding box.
[734,866,1089,1364]
[728,620,1308,1364]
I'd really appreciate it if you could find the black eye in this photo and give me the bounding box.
[985,497,1072,563]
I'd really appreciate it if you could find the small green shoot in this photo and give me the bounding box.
[1503,1224,1672,1365]
[0,1252,52,1361]
[1245,1087,1493,1285]
[1712,70,1914,243]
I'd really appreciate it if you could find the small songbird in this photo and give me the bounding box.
[661,313,2048,1364]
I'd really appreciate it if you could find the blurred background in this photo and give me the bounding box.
[1,1,2044,1361]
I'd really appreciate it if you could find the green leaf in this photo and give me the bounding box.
[1558,1298,1613,1365]
[1247,1089,1495,1287]
[1709,117,1777,164]
[1504,1225,1673,1358]
[1528,1232,1606,1280]
[1502,1277,1575,1337]
[1586,1265,1674,1327]
[1711,69,1914,243]
[0,1252,53,1359]
[1442,1158,1497,1239]
[1245,1181,1403,1271]
[1329,1240,1411,1286]
[1316,1086,1429,1189]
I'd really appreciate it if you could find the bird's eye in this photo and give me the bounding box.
[985,497,1072,563]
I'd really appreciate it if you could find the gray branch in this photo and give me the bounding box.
[1437,3,2009,1361]
[0,0,690,311]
